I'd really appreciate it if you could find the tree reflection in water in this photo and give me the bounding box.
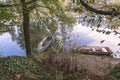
[9,25,25,50]
[0,24,26,56]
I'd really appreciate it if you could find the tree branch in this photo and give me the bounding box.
[79,0,120,15]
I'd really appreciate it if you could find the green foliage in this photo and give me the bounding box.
[108,63,120,80]
[36,0,74,24]
[39,75,56,80]
[0,8,15,20]
[3,56,39,74]
[0,75,8,80]
[86,0,95,4]
[63,71,85,80]
[112,19,120,29]
[0,56,59,80]
[0,0,74,30]
[12,0,21,4]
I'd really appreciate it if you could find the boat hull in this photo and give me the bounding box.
[71,46,113,56]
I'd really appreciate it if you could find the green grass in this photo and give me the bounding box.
[108,63,120,80]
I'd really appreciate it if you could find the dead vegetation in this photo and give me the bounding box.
[34,51,120,80]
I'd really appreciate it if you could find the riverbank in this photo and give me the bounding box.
[0,53,120,80]
[36,52,120,80]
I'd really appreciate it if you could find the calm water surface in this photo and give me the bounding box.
[0,22,120,58]
[64,24,120,58]
[0,26,26,57]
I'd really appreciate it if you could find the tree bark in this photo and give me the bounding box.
[21,0,32,56]
[79,0,120,16]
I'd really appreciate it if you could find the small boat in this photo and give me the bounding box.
[71,46,113,55]
[37,36,54,53]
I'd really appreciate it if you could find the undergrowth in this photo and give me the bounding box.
[0,54,119,80]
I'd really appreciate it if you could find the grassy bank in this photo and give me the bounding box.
[0,56,59,80]
[0,53,120,80]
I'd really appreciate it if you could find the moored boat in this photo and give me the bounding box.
[37,35,54,53]
[71,46,113,55]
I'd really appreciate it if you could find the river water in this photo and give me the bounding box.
[0,22,120,58]
[0,26,26,57]
[64,23,120,58]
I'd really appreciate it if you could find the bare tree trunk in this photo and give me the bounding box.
[21,0,32,56]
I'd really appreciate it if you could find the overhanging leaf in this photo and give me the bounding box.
[100,40,105,43]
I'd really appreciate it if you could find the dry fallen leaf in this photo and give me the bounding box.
[15,74,21,79]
